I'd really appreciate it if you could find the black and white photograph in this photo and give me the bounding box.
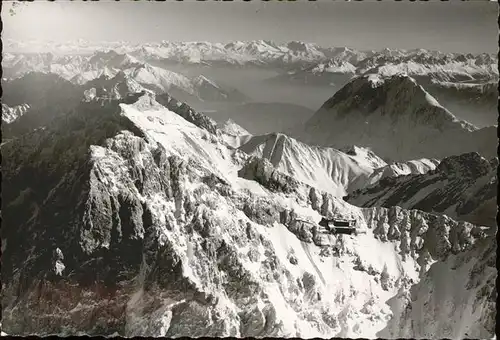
[1,0,498,338]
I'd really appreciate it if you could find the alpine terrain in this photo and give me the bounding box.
[1,36,497,339]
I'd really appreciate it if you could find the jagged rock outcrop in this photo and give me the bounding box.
[378,235,496,339]
[82,71,146,101]
[295,74,496,162]
[1,91,495,338]
[238,156,301,195]
[2,103,30,124]
[345,152,497,227]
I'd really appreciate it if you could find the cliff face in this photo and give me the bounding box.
[1,92,495,338]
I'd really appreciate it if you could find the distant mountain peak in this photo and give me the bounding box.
[296,74,495,161]
[192,74,219,88]
[321,73,471,129]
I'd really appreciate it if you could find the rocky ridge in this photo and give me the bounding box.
[345,153,498,228]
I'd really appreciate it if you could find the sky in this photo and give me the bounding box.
[2,0,498,54]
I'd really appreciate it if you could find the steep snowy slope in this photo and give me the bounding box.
[346,153,497,228]
[371,159,439,182]
[296,74,496,162]
[238,133,440,196]
[379,235,496,339]
[349,158,440,194]
[2,91,495,338]
[122,63,194,94]
[238,133,386,196]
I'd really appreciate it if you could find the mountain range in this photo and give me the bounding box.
[5,40,497,78]
[3,50,248,105]
[1,40,497,338]
[5,40,495,126]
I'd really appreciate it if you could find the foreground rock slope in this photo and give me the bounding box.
[1,91,495,338]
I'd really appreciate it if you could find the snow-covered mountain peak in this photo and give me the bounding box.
[294,74,496,161]
[287,41,317,52]
[311,60,357,75]
[321,74,471,129]
[192,74,219,88]
[238,132,390,196]
[124,63,194,94]
[88,50,141,69]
